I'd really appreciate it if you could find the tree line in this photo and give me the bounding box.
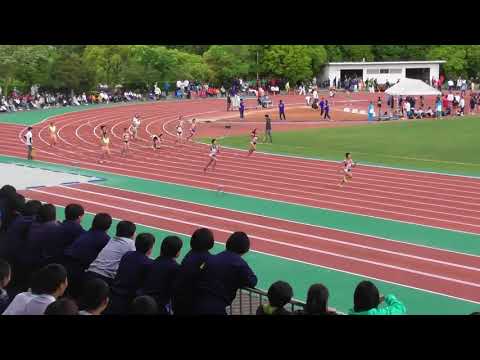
[1,45,479,95]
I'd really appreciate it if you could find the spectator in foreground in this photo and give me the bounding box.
[85,221,137,286]
[0,185,17,232]
[0,259,12,313]
[107,233,155,314]
[63,213,112,298]
[349,280,406,315]
[78,278,110,315]
[52,204,86,263]
[193,231,258,315]
[130,295,159,315]
[172,228,214,315]
[296,283,336,315]
[256,281,293,315]
[3,264,68,315]
[139,236,183,315]
[44,298,79,315]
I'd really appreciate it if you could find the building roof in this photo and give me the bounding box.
[328,60,446,66]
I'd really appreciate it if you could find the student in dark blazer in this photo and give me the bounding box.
[138,236,183,315]
[172,228,215,315]
[193,231,258,315]
[62,213,112,299]
[106,233,155,314]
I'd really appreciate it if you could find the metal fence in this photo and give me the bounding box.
[226,287,344,315]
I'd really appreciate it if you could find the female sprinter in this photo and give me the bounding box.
[339,152,356,187]
[204,138,219,173]
[121,127,130,156]
[248,128,258,156]
[48,122,57,146]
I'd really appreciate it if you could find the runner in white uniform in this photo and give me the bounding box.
[339,152,356,187]
[204,139,219,173]
[24,127,33,160]
[131,115,140,140]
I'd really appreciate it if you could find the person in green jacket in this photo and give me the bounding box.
[349,280,407,315]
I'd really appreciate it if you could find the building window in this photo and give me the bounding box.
[366,69,380,74]
[380,69,389,74]
[390,68,402,74]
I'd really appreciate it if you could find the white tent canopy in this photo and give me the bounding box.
[385,78,441,96]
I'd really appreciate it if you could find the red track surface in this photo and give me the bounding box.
[1,96,480,304]
[20,183,480,303]
[0,97,479,234]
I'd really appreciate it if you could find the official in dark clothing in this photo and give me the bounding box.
[193,231,258,315]
[106,233,155,314]
[62,213,112,299]
[139,236,183,315]
[264,115,272,143]
[172,228,214,315]
[0,185,17,232]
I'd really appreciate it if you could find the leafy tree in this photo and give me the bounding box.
[307,45,328,75]
[129,45,177,83]
[262,45,313,84]
[84,45,130,86]
[426,45,467,77]
[341,45,375,61]
[203,45,252,84]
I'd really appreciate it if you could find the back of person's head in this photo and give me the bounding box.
[9,193,25,214]
[23,200,42,217]
[30,264,68,297]
[160,236,183,258]
[130,295,159,315]
[190,228,214,252]
[44,298,79,315]
[38,203,56,223]
[91,213,112,232]
[116,220,136,238]
[225,231,250,255]
[267,281,293,308]
[79,278,110,313]
[135,233,155,255]
[353,280,380,312]
[0,185,16,198]
[470,312,480,315]
[0,259,11,288]
[65,203,85,221]
[305,284,329,314]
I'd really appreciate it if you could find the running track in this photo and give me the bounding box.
[1,97,480,305]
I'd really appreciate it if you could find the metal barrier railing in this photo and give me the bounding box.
[227,287,344,315]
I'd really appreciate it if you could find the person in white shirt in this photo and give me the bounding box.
[85,221,136,284]
[459,96,465,115]
[23,126,33,160]
[2,264,68,315]
[78,278,110,315]
[404,101,411,118]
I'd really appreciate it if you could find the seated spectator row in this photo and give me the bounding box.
[0,184,413,315]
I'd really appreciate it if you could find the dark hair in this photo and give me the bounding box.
[30,264,68,295]
[267,281,293,308]
[190,228,214,252]
[91,213,112,232]
[345,152,351,158]
[470,312,480,315]
[27,127,32,131]
[116,220,136,238]
[0,259,11,283]
[38,203,56,223]
[135,233,155,254]
[65,204,84,221]
[160,236,183,257]
[211,138,216,144]
[79,279,110,311]
[11,193,26,213]
[226,231,250,255]
[124,127,127,131]
[305,284,329,314]
[0,185,16,196]
[353,281,380,312]
[130,295,158,315]
[22,200,42,217]
[44,298,79,315]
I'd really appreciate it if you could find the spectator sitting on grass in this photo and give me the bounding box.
[193,231,258,315]
[3,264,68,315]
[44,298,79,315]
[78,278,110,315]
[172,228,214,315]
[85,220,136,286]
[130,295,159,315]
[349,280,406,315]
[0,259,11,313]
[296,283,336,315]
[256,281,293,315]
[107,233,155,314]
[139,235,183,315]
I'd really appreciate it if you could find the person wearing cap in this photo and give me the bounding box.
[193,231,257,315]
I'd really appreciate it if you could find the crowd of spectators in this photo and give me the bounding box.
[0,184,417,315]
